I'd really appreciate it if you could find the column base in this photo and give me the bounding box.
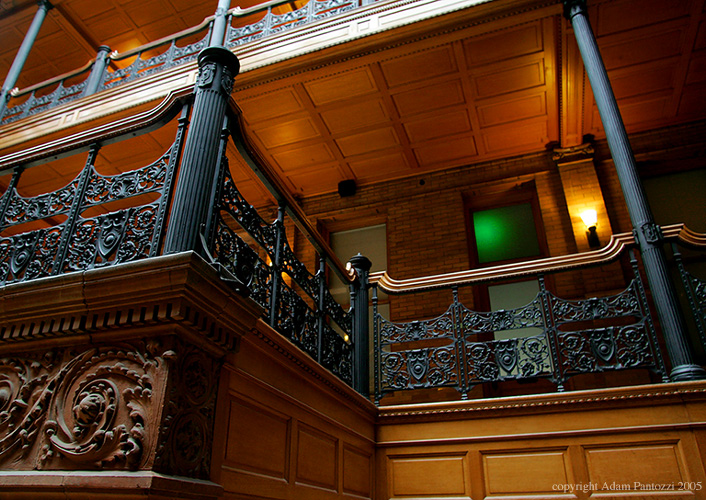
[670,364,706,382]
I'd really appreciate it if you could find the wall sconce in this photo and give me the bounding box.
[579,209,600,248]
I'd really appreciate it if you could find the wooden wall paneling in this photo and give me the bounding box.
[213,318,376,500]
[481,448,573,497]
[387,451,471,498]
[342,443,374,499]
[582,440,692,495]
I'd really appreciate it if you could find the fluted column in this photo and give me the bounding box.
[163,46,239,254]
[564,0,705,381]
[349,253,372,396]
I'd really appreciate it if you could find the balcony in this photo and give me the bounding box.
[1,0,706,498]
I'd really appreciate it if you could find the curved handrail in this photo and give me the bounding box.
[0,88,191,173]
[10,60,94,99]
[372,223,705,293]
[110,16,216,62]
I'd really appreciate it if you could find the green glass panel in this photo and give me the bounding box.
[473,203,540,263]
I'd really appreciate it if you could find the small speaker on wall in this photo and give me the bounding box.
[338,179,357,197]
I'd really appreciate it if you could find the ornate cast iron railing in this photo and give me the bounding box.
[0,61,94,125]
[225,0,369,47]
[0,103,190,284]
[373,244,674,403]
[1,0,378,125]
[204,114,357,386]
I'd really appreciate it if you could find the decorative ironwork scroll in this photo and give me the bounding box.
[226,0,360,48]
[213,168,353,386]
[373,263,667,401]
[0,109,186,285]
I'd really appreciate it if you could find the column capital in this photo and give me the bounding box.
[197,46,240,75]
[552,142,595,167]
[348,253,372,278]
[37,0,54,11]
[563,0,587,20]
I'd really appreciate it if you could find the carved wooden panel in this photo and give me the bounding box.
[295,424,338,491]
[342,444,372,498]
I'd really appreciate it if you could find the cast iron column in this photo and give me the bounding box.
[0,0,53,120]
[163,45,239,254]
[349,254,372,396]
[565,0,705,381]
[210,0,231,46]
[83,45,112,96]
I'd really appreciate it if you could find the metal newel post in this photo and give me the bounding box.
[349,253,372,396]
[163,45,239,255]
[83,45,112,96]
[0,0,53,120]
[564,0,705,381]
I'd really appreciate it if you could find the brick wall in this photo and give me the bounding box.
[298,151,621,322]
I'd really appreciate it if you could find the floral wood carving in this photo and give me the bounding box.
[0,341,172,471]
[153,341,220,479]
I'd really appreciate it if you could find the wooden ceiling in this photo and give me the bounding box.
[1,0,706,209]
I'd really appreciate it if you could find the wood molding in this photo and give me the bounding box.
[0,471,223,500]
[0,251,262,355]
[372,223,705,292]
[377,380,706,422]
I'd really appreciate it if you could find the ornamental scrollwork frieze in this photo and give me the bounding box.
[0,341,173,471]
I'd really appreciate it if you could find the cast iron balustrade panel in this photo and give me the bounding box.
[2,78,89,125]
[547,281,660,379]
[104,31,211,90]
[213,168,352,385]
[226,0,360,47]
[373,260,667,401]
[376,305,462,396]
[0,145,178,285]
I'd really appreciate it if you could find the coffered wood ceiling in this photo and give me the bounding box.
[1,0,705,209]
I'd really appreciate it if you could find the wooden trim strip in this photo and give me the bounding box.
[372,223,706,293]
[11,60,94,98]
[376,421,706,447]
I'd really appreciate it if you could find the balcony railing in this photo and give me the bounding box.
[0,97,362,389]
[371,226,706,403]
[0,0,379,125]
[1,90,705,402]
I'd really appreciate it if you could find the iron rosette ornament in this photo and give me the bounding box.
[0,341,172,471]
